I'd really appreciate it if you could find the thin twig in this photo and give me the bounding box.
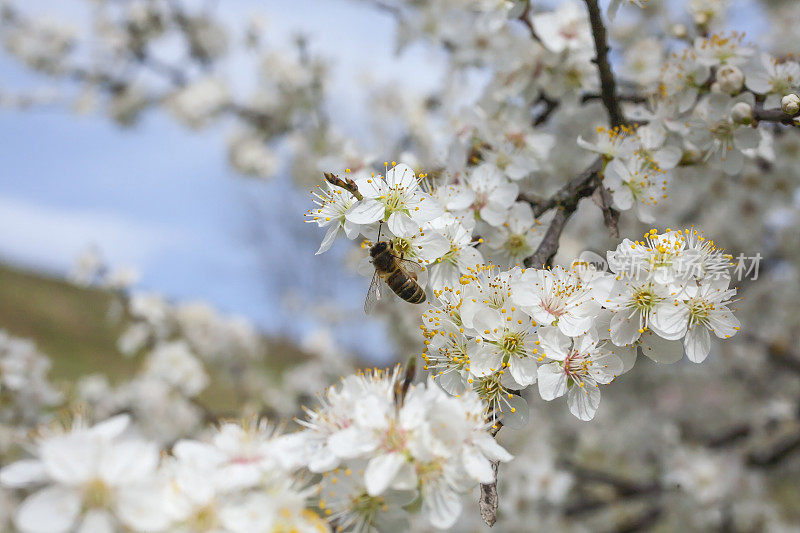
[747,429,800,467]
[753,107,799,126]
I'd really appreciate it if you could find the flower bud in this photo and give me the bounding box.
[671,24,688,39]
[730,102,753,124]
[693,12,709,26]
[781,93,800,116]
[716,65,744,94]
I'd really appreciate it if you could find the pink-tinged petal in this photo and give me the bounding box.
[346,200,385,224]
[531,307,555,325]
[684,325,711,363]
[0,460,47,488]
[365,452,405,496]
[537,363,568,401]
[15,486,81,533]
[567,383,601,421]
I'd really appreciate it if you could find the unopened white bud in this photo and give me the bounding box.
[716,65,744,94]
[693,12,709,26]
[730,102,753,124]
[781,93,800,115]
[671,24,688,39]
[710,82,722,94]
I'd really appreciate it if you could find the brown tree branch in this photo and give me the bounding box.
[517,1,624,269]
[523,159,603,267]
[753,107,799,126]
[582,0,625,128]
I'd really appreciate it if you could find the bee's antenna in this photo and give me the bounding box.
[377,222,383,242]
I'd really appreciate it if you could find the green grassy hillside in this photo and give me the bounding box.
[0,262,307,415]
[0,262,137,382]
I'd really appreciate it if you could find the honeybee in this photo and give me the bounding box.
[365,240,426,313]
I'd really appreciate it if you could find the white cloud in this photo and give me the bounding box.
[0,195,184,274]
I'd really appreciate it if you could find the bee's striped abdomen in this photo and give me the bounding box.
[386,268,426,304]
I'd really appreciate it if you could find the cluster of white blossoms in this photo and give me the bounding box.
[310,163,741,426]
[0,331,61,426]
[0,415,328,533]
[420,227,740,423]
[290,367,512,530]
[7,0,800,529]
[308,161,541,282]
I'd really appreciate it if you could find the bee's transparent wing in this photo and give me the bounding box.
[364,271,387,314]
[399,256,429,288]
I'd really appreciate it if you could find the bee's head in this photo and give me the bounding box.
[370,241,389,258]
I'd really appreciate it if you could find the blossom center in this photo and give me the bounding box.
[82,478,112,509]
[564,350,589,379]
[632,287,662,312]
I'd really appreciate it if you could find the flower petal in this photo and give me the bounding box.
[15,486,81,533]
[0,460,47,488]
[537,363,568,401]
[346,200,384,224]
[365,452,405,496]
[684,325,711,363]
[567,383,601,421]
